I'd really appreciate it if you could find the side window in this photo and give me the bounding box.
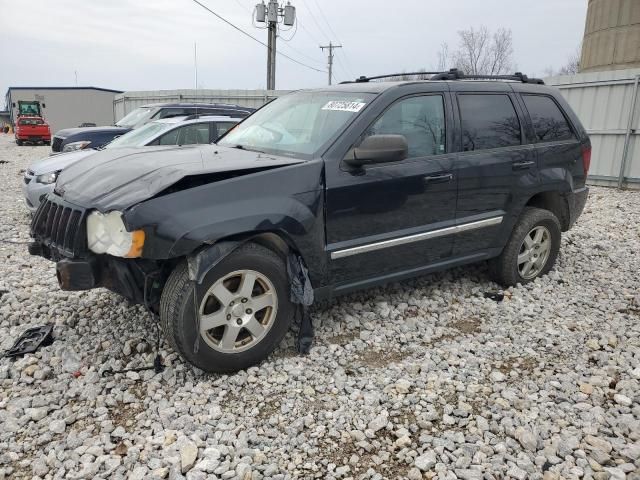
[363,95,446,158]
[177,123,210,145]
[458,94,521,151]
[158,128,180,145]
[522,95,575,142]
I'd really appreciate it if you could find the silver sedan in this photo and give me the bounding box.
[23,115,241,211]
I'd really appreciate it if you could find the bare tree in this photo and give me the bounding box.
[558,45,581,74]
[450,26,514,75]
[437,43,449,71]
[543,44,582,77]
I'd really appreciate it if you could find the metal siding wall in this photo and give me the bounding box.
[545,68,640,188]
[113,89,291,120]
[8,89,118,133]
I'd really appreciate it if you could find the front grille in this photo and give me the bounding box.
[51,136,64,152]
[31,196,88,258]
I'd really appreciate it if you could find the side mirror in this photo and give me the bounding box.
[344,134,408,168]
[12,102,16,108]
[42,103,46,108]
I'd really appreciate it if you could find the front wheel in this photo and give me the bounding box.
[160,243,294,373]
[489,207,561,286]
[16,139,23,146]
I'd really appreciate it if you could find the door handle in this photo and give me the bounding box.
[512,161,535,170]
[423,173,453,184]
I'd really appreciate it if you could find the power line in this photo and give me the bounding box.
[298,0,331,42]
[304,0,356,79]
[311,0,340,42]
[190,0,326,74]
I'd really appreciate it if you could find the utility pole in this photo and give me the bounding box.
[320,42,342,85]
[255,1,296,90]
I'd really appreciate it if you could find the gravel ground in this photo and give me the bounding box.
[0,133,639,480]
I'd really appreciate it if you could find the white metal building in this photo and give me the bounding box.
[546,68,640,189]
[4,86,123,134]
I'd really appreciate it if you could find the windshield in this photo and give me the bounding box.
[218,91,374,157]
[105,122,172,148]
[115,107,155,128]
[19,118,44,125]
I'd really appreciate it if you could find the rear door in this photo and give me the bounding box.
[451,89,538,257]
[519,93,584,190]
[325,91,458,286]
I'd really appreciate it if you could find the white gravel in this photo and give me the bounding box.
[0,134,639,480]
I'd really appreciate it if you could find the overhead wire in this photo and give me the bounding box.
[190,0,326,73]
[301,0,357,79]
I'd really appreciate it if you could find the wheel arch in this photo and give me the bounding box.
[524,190,570,231]
[184,229,313,286]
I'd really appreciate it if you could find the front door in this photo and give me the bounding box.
[325,93,458,286]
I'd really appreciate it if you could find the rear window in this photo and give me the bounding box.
[19,118,44,125]
[458,94,521,151]
[522,95,575,143]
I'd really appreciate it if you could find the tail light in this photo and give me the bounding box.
[581,145,591,175]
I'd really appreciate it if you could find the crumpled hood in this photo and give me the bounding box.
[55,145,306,211]
[54,126,129,139]
[29,149,96,175]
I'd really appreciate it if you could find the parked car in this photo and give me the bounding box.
[23,115,242,211]
[29,71,590,373]
[15,116,51,145]
[51,103,254,153]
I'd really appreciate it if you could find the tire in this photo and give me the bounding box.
[16,139,23,146]
[160,243,294,373]
[489,207,561,287]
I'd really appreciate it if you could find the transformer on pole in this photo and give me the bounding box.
[255,1,296,90]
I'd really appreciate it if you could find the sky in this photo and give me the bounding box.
[1,0,587,105]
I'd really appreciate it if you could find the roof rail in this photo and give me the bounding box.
[342,68,545,85]
[183,113,232,121]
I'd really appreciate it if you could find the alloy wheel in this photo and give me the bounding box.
[198,269,278,353]
[518,225,552,280]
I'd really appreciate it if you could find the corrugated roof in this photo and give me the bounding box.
[6,86,123,94]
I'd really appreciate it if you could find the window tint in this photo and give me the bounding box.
[177,123,210,145]
[364,95,446,158]
[523,95,574,142]
[458,94,521,151]
[155,108,190,119]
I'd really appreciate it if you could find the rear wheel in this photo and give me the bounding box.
[489,207,561,286]
[16,139,23,146]
[160,243,294,373]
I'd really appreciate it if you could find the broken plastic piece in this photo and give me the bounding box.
[287,253,314,354]
[4,324,54,357]
[483,291,504,302]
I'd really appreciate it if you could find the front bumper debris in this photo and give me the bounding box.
[56,258,99,290]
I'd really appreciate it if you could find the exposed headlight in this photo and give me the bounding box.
[63,140,92,152]
[86,211,145,258]
[35,171,59,184]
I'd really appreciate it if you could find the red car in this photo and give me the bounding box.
[15,116,51,146]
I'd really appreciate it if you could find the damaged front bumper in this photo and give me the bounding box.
[30,241,158,305]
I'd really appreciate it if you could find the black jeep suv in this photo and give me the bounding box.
[29,71,590,373]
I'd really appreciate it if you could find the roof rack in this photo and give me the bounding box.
[343,68,545,85]
[183,113,233,121]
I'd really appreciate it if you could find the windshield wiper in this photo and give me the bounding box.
[232,144,264,154]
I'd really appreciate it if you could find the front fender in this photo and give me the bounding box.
[125,160,327,286]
